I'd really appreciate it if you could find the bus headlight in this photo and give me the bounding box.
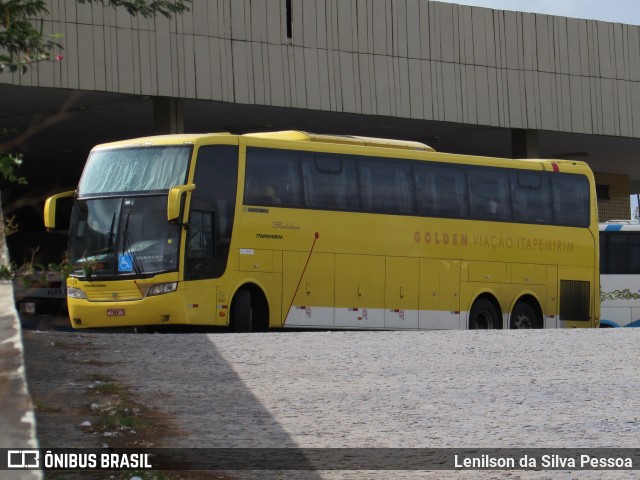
[146,282,178,297]
[68,287,87,299]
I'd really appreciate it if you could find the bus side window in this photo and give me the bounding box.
[468,168,511,220]
[551,175,590,227]
[609,234,630,274]
[628,233,640,274]
[360,162,389,212]
[302,156,331,208]
[301,154,357,210]
[301,161,316,207]
[415,164,467,218]
[511,173,551,223]
[394,169,413,213]
[245,148,302,208]
[604,232,640,275]
[359,159,413,214]
[415,167,437,216]
[431,166,468,218]
[360,166,373,211]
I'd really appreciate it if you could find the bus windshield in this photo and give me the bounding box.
[68,196,181,278]
[78,146,191,196]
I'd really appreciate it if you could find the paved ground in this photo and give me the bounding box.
[20,323,640,479]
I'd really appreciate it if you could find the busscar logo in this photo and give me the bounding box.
[8,450,40,469]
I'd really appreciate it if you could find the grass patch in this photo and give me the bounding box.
[92,381,123,395]
[89,374,124,395]
[96,411,144,430]
[86,373,146,433]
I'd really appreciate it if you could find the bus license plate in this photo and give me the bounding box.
[107,309,125,317]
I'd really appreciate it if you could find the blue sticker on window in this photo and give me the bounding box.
[118,254,133,272]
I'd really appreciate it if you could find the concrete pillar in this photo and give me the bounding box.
[511,129,540,159]
[153,97,184,134]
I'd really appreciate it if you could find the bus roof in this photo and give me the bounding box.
[90,131,435,152]
[243,130,436,151]
[89,131,591,174]
[600,221,640,231]
[91,133,235,150]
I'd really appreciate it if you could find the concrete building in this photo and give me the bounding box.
[2,0,640,264]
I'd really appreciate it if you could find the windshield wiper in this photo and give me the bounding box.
[106,212,116,248]
[121,210,143,276]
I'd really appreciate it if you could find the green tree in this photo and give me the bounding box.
[0,0,192,175]
[0,0,191,267]
[0,129,26,185]
[0,0,191,178]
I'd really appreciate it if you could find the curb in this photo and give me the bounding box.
[0,281,42,480]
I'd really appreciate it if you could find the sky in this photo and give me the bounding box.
[441,0,640,219]
[437,0,640,26]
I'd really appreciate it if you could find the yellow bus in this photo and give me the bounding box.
[45,131,599,331]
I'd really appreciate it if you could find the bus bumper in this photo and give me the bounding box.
[67,294,183,328]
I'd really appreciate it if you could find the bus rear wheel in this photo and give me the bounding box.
[232,289,253,333]
[510,302,540,329]
[469,298,501,329]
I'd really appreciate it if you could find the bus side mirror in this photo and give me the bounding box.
[44,190,75,230]
[167,184,195,224]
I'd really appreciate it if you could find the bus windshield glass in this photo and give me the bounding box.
[68,196,181,278]
[78,146,191,196]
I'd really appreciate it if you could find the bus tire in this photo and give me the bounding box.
[510,302,540,329]
[232,289,253,333]
[469,298,501,329]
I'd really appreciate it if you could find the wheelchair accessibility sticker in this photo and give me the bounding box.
[118,254,133,272]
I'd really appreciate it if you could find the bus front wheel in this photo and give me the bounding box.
[510,302,540,329]
[232,289,253,333]
[469,298,501,329]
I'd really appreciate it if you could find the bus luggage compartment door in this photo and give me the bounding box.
[282,251,335,327]
[335,254,385,328]
[384,257,419,329]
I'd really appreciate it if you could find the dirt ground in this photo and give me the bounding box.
[20,316,232,480]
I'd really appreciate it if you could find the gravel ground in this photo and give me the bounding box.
[23,327,640,479]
